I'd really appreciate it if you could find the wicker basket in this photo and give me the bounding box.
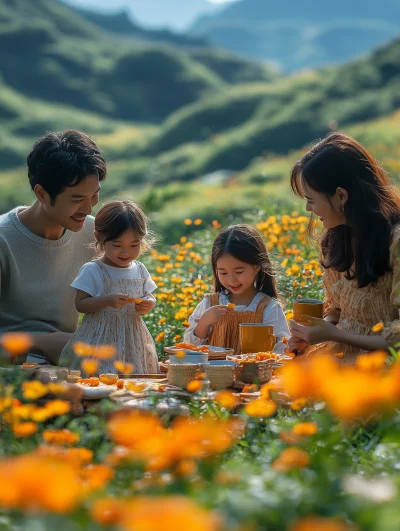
[204,364,235,390]
[167,364,201,388]
[234,359,274,384]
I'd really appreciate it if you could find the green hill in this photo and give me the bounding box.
[0,0,276,124]
[190,0,400,71]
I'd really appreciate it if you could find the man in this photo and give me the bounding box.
[0,130,106,363]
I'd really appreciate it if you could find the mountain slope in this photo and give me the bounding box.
[0,0,276,123]
[190,0,400,71]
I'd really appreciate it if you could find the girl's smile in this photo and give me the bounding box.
[216,252,260,303]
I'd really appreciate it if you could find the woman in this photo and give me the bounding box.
[288,132,400,364]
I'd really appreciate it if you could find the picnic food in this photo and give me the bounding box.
[130,298,143,303]
[229,352,280,363]
[116,379,125,389]
[67,375,82,384]
[99,373,118,385]
[81,377,100,387]
[174,342,210,353]
[227,303,235,309]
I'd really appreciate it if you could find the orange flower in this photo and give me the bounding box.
[260,383,276,399]
[0,454,83,513]
[81,464,114,492]
[184,219,192,225]
[356,351,388,371]
[12,422,38,438]
[73,342,94,357]
[175,459,197,477]
[0,332,32,356]
[290,516,358,531]
[120,496,222,531]
[43,429,80,446]
[291,398,308,411]
[81,358,99,376]
[272,447,310,472]
[155,332,165,342]
[93,345,117,360]
[114,361,134,374]
[214,390,238,410]
[372,322,384,333]
[187,380,203,393]
[212,220,221,229]
[175,349,186,359]
[292,422,318,436]
[244,399,277,417]
[91,497,126,526]
[194,219,202,226]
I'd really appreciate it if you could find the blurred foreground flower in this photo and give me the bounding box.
[0,332,32,356]
[291,516,358,531]
[272,447,310,472]
[91,496,222,531]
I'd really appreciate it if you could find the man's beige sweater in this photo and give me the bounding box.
[0,207,95,335]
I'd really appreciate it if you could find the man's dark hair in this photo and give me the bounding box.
[27,130,107,204]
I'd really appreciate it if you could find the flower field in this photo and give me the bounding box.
[1,211,400,531]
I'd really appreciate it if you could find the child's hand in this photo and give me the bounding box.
[200,305,231,327]
[135,297,156,315]
[107,293,131,309]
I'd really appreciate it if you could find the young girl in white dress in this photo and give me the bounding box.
[184,224,289,354]
[59,200,159,374]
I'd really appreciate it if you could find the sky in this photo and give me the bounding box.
[63,0,240,31]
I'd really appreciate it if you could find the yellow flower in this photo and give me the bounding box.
[184,219,192,225]
[194,219,202,226]
[22,381,48,401]
[91,497,126,526]
[175,350,186,359]
[158,317,167,325]
[45,400,71,417]
[372,322,384,333]
[81,358,99,376]
[292,422,318,436]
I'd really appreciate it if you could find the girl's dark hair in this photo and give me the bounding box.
[291,132,400,288]
[94,200,156,254]
[211,224,279,298]
[27,130,106,204]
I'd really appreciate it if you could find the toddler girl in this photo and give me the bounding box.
[59,200,159,373]
[184,224,289,353]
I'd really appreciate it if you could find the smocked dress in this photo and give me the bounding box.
[306,224,400,364]
[184,291,289,354]
[59,260,159,374]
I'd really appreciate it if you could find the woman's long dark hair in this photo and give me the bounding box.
[291,132,400,288]
[211,224,279,298]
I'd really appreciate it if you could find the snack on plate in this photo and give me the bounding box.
[81,377,100,387]
[229,352,280,364]
[99,373,118,385]
[22,362,37,369]
[116,379,125,389]
[174,342,210,353]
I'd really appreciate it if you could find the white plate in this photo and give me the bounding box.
[76,384,115,400]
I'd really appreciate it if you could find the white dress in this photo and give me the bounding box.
[184,291,290,354]
[59,260,159,374]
